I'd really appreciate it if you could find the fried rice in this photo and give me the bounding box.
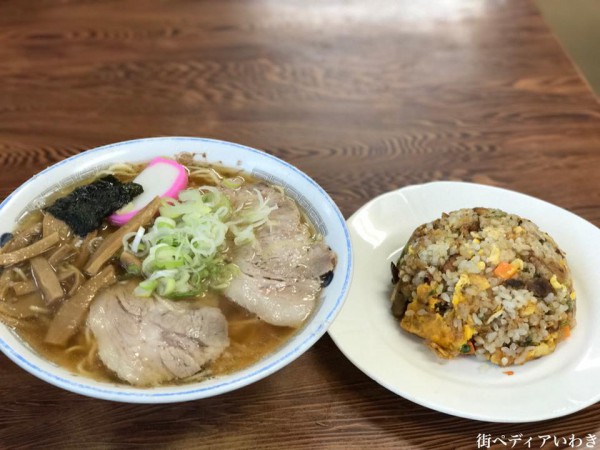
[390,207,576,366]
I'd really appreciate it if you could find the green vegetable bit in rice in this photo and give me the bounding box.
[390,207,576,366]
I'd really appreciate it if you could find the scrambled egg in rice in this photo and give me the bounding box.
[391,208,575,366]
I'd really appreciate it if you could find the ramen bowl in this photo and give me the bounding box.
[0,137,352,403]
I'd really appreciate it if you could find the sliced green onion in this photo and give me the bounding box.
[124,186,276,299]
[125,264,141,276]
[154,217,176,229]
[135,279,158,297]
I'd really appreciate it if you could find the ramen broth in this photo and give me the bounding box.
[11,289,296,384]
[0,159,310,385]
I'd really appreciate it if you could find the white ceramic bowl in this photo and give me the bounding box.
[0,137,353,403]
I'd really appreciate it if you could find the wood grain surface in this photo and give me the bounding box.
[1,0,600,448]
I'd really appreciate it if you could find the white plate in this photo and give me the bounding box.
[328,181,600,422]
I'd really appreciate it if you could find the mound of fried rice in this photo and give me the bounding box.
[391,207,575,366]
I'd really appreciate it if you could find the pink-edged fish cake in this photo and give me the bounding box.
[108,157,188,226]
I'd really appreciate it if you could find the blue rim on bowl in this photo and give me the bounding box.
[0,137,353,403]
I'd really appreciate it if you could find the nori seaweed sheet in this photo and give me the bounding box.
[46,175,143,237]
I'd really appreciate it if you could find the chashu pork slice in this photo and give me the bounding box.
[224,184,336,327]
[88,281,229,386]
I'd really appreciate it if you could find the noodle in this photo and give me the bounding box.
[65,345,86,354]
[97,163,138,178]
[85,339,98,365]
[76,358,95,378]
[0,312,37,330]
[73,328,99,377]
[11,267,29,281]
[65,328,94,355]
[188,167,222,185]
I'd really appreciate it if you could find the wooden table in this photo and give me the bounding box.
[1,1,599,448]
